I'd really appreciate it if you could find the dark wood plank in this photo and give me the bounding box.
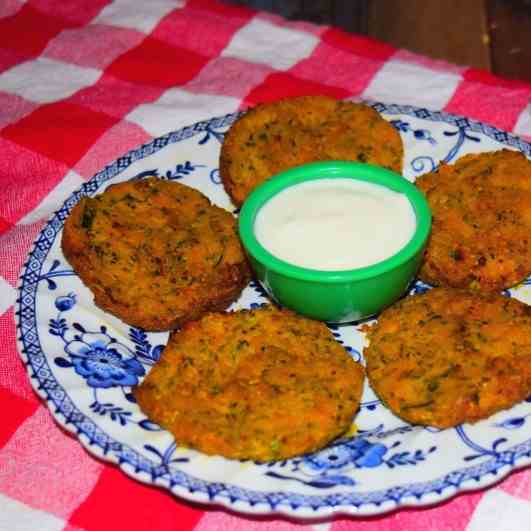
[223,0,368,34]
[284,0,335,25]
[330,0,368,34]
[486,0,531,81]
[225,1,310,20]
[366,0,491,69]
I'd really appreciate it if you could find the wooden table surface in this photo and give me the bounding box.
[228,0,531,82]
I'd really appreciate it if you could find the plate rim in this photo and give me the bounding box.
[15,101,531,519]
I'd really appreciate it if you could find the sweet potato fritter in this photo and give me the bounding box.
[364,288,531,428]
[134,305,365,461]
[62,177,250,331]
[416,149,531,291]
[220,95,404,206]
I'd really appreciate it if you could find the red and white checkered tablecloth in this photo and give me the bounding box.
[1,1,530,530]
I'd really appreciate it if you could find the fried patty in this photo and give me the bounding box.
[416,149,531,291]
[62,177,250,331]
[364,288,531,428]
[134,305,365,461]
[220,95,404,206]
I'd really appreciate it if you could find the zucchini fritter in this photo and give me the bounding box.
[220,95,404,206]
[62,177,250,331]
[134,305,365,461]
[416,149,531,291]
[364,288,531,428]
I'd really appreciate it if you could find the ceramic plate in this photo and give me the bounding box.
[16,102,531,519]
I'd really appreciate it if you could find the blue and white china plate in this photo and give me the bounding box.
[16,102,531,519]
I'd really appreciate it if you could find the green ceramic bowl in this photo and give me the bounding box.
[239,161,432,322]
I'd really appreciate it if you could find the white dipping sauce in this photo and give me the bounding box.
[254,178,416,271]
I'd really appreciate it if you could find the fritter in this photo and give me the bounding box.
[364,287,531,428]
[134,305,365,461]
[62,177,250,331]
[220,95,404,206]
[416,149,531,291]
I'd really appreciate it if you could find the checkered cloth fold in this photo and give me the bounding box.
[1,1,530,530]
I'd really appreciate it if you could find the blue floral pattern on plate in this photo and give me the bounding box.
[16,103,531,519]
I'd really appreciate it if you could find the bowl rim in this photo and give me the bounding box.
[238,161,432,283]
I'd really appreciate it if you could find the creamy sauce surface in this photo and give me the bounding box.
[254,178,416,271]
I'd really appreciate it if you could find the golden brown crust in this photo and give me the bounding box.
[62,177,251,331]
[220,95,404,206]
[134,305,365,461]
[416,149,531,291]
[364,288,531,428]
